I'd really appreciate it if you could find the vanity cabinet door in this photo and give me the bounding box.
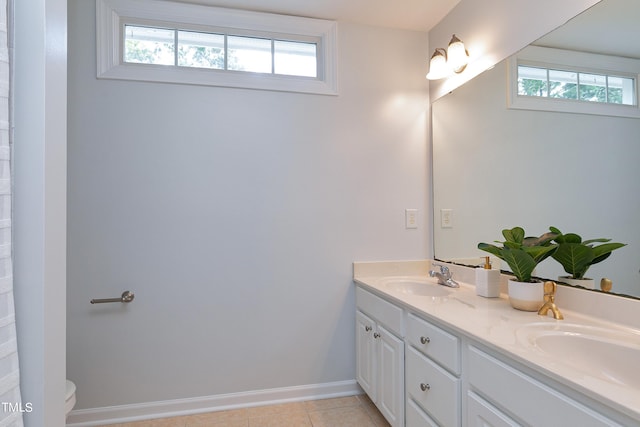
[354,314,404,427]
[356,310,376,400]
[355,287,405,427]
[376,325,404,427]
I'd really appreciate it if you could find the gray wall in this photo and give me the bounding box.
[67,0,431,409]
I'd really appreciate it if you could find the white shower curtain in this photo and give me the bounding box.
[0,0,23,425]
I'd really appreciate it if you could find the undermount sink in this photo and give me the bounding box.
[517,323,640,388]
[379,277,451,297]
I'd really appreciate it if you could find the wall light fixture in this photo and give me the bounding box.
[426,34,469,80]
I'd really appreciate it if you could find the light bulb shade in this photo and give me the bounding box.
[426,48,448,80]
[447,34,468,73]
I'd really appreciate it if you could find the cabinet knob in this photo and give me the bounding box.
[420,383,431,392]
[373,332,381,339]
[365,325,372,332]
[420,336,431,344]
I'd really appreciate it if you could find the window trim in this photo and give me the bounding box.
[508,46,640,118]
[97,0,338,95]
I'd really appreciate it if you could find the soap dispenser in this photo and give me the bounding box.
[475,256,500,297]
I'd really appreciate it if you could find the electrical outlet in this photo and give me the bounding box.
[405,209,418,229]
[441,209,453,228]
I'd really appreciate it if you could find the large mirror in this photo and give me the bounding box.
[432,0,640,298]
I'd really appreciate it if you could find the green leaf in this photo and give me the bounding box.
[552,243,594,279]
[582,238,611,245]
[562,233,582,244]
[591,242,626,264]
[549,226,562,235]
[477,243,505,260]
[503,227,524,244]
[590,252,611,267]
[503,241,521,250]
[501,248,536,282]
[523,244,557,263]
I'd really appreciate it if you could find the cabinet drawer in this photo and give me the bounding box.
[468,346,622,427]
[356,286,403,336]
[406,398,438,427]
[467,391,519,427]
[406,346,460,427]
[407,313,460,375]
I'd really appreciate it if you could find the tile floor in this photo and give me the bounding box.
[99,395,391,427]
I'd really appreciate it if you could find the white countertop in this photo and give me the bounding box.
[353,260,640,422]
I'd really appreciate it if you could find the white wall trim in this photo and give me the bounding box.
[13,0,67,425]
[66,380,363,426]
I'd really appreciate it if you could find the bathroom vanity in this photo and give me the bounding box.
[354,261,640,427]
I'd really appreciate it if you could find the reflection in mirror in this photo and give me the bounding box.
[432,0,640,298]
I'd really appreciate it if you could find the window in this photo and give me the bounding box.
[517,65,635,106]
[97,0,338,95]
[508,46,640,118]
[122,25,318,78]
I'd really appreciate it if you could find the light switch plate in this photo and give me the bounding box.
[405,209,418,229]
[441,209,453,228]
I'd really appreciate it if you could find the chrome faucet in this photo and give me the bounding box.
[429,263,459,288]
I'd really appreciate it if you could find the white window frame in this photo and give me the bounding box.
[96,0,338,95]
[508,46,640,119]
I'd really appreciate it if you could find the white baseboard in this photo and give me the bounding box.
[66,380,363,426]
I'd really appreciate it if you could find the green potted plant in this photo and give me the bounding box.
[549,226,626,290]
[478,227,558,311]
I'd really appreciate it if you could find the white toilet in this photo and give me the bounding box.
[65,380,76,418]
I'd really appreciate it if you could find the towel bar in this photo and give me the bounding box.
[90,291,135,304]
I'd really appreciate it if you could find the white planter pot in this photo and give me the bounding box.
[558,276,595,290]
[508,279,544,311]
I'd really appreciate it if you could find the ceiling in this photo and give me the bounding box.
[171,0,462,32]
